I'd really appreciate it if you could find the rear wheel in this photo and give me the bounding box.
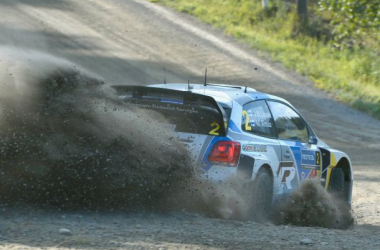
[329,168,345,198]
[249,168,273,222]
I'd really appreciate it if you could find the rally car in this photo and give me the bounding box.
[113,83,353,220]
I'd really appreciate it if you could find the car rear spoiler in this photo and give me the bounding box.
[111,85,227,132]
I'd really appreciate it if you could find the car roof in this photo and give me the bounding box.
[148,83,291,107]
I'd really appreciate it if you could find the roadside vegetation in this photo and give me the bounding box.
[151,0,380,119]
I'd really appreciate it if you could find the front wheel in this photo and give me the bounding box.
[249,168,273,222]
[329,167,345,198]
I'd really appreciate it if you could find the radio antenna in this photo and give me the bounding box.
[188,80,190,90]
[204,68,207,86]
[164,68,167,84]
[244,86,248,93]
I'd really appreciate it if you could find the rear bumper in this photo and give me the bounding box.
[199,166,238,182]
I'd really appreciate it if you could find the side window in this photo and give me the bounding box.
[267,101,308,142]
[242,101,277,138]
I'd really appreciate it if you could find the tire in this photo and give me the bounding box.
[249,169,273,222]
[329,168,345,197]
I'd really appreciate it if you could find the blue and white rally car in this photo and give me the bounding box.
[113,83,353,219]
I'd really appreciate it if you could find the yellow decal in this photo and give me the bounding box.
[316,152,320,165]
[242,110,252,131]
[316,151,321,178]
[209,122,220,135]
[325,153,337,189]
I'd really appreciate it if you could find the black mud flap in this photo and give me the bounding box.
[237,155,255,181]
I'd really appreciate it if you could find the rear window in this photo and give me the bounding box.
[124,99,226,136]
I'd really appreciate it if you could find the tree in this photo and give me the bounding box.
[319,0,380,48]
[296,0,308,33]
[262,0,269,9]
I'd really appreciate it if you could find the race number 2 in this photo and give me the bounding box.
[209,122,220,135]
[242,110,252,131]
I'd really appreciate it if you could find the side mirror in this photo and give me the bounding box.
[308,135,318,145]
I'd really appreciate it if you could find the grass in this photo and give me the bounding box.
[151,0,380,119]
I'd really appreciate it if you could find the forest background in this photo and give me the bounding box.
[152,0,380,119]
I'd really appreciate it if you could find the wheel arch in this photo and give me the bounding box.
[256,164,275,190]
[250,163,275,221]
[335,156,353,203]
[258,164,274,178]
[336,157,352,181]
[321,148,353,203]
[251,161,277,201]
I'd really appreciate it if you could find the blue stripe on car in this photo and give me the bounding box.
[228,120,240,133]
[160,98,184,104]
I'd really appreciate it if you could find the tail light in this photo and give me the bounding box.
[208,141,241,167]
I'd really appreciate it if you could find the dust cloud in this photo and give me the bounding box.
[164,176,251,220]
[167,173,355,228]
[271,178,354,229]
[0,47,192,210]
[169,176,354,229]
[0,47,248,216]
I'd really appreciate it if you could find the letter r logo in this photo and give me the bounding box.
[279,167,296,190]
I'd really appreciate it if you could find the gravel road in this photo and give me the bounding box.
[0,0,380,249]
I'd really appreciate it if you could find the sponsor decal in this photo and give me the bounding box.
[308,170,318,178]
[301,165,320,170]
[301,149,321,170]
[128,102,199,114]
[242,144,267,152]
[301,170,318,180]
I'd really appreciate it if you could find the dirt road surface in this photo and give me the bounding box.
[0,0,380,249]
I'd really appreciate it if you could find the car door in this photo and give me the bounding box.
[267,101,321,194]
[239,100,282,180]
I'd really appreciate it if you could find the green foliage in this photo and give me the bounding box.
[154,0,380,119]
[319,0,380,48]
